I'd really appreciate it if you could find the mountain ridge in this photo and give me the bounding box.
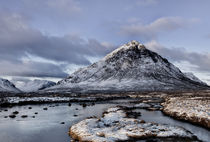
[0,78,21,93]
[12,79,56,92]
[45,40,209,93]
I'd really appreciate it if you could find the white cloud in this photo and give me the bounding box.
[0,12,117,78]
[120,17,198,40]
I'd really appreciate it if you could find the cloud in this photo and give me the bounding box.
[47,0,81,14]
[0,61,68,78]
[20,0,81,18]
[120,17,198,40]
[0,12,116,78]
[136,0,159,6]
[145,40,210,72]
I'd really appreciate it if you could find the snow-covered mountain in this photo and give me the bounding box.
[46,41,209,93]
[13,79,56,92]
[184,72,207,85]
[0,78,21,93]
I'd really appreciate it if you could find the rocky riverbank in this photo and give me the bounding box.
[69,106,198,142]
[162,96,210,129]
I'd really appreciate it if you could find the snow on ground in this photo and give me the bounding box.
[70,106,195,142]
[162,96,210,129]
[12,79,56,92]
[46,41,209,93]
[184,72,207,85]
[0,78,20,93]
[0,96,96,105]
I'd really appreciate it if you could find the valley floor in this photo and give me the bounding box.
[0,90,210,141]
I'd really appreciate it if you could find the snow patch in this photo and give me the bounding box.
[70,106,195,142]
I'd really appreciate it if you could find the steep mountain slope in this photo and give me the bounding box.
[46,41,209,93]
[0,78,21,93]
[14,79,56,92]
[184,72,207,86]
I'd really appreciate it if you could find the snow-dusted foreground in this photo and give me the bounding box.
[0,96,97,105]
[162,96,210,129]
[69,106,196,142]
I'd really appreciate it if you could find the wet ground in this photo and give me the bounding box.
[0,98,209,142]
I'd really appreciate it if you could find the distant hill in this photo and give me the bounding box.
[0,78,21,93]
[13,79,56,92]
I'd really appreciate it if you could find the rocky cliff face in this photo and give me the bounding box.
[46,41,209,93]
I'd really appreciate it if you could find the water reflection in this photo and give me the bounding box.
[138,109,210,142]
[0,102,209,142]
[0,103,115,142]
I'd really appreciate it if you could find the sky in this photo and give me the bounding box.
[0,0,210,84]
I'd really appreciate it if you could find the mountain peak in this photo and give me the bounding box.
[46,41,209,93]
[127,40,145,48]
[125,40,145,50]
[104,40,146,60]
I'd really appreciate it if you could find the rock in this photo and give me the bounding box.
[28,107,32,109]
[21,115,28,118]
[43,107,48,110]
[13,111,19,115]
[82,103,87,108]
[60,122,65,124]
[34,112,38,114]
[9,114,16,118]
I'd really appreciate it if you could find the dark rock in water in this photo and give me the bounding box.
[60,122,65,124]
[75,108,78,110]
[126,111,141,118]
[4,116,8,118]
[43,107,48,110]
[4,109,8,111]
[34,112,38,114]
[21,115,28,118]
[28,107,32,109]
[73,114,78,117]
[82,103,87,107]
[13,111,19,115]
[9,114,16,118]
[68,103,71,106]
[32,116,35,118]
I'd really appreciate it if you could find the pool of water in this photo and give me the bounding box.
[136,109,210,142]
[0,101,209,142]
[0,103,116,142]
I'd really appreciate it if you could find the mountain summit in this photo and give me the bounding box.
[46,41,209,93]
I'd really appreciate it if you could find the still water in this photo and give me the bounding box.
[0,101,209,142]
[0,103,115,142]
